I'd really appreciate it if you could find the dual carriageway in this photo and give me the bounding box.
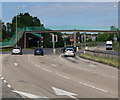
[0,25,119,100]
[1,48,119,100]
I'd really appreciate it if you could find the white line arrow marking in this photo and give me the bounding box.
[52,87,79,99]
[13,90,47,98]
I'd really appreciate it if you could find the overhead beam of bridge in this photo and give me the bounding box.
[25,30,120,33]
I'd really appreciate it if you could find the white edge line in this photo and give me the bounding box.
[3,80,7,83]
[12,90,48,98]
[1,77,4,80]
[7,84,12,88]
[79,82,108,93]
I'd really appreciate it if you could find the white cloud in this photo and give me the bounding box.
[1,0,120,2]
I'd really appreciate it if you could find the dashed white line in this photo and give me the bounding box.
[79,82,108,93]
[42,68,52,73]
[51,64,57,67]
[14,63,18,66]
[34,64,41,68]
[7,84,12,88]
[1,77,4,80]
[89,64,96,68]
[3,80,7,83]
[55,73,70,80]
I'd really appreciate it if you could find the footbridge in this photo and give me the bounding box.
[0,25,119,48]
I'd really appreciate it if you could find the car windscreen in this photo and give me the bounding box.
[66,49,73,51]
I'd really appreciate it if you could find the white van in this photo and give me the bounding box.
[106,41,113,50]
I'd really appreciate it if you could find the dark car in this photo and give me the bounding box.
[34,48,44,56]
[12,46,22,55]
[61,46,76,53]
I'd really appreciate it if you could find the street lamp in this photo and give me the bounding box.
[15,5,26,48]
[113,4,117,42]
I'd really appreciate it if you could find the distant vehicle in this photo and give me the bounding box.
[64,48,75,57]
[61,46,76,53]
[34,48,44,56]
[12,46,22,55]
[106,41,113,50]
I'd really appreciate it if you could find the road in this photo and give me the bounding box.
[1,48,118,99]
[86,42,119,55]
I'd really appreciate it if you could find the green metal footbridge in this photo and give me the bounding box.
[0,25,119,48]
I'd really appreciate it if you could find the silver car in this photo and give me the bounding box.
[64,48,75,57]
[12,46,22,55]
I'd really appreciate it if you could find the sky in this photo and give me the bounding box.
[1,1,119,28]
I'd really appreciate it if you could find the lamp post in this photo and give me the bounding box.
[15,5,26,48]
[113,4,117,42]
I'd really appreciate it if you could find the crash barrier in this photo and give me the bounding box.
[85,50,119,60]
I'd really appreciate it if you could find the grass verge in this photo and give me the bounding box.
[79,53,119,68]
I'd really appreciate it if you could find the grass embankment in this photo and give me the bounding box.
[0,48,32,52]
[0,48,12,52]
[80,53,119,68]
[113,42,120,51]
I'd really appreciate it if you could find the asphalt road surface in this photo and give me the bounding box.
[1,49,118,100]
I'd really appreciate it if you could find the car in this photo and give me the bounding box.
[106,41,113,50]
[12,46,22,55]
[34,48,44,56]
[61,47,66,53]
[61,46,76,53]
[64,48,75,57]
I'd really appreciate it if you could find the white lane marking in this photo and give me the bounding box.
[28,55,30,62]
[89,64,96,68]
[14,63,18,66]
[1,77,4,80]
[54,59,57,60]
[13,90,47,98]
[42,68,52,73]
[34,64,41,68]
[51,64,57,67]
[79,82,108,93]
[52,87,79,100]
[55,73,70,80]
[3,80,7,83]
[31,61,34,64]
[7,84,12,88]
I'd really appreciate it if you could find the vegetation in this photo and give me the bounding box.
[2,12,64,48]
[79,53,119,68]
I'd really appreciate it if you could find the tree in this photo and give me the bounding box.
[2,22,7,39]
